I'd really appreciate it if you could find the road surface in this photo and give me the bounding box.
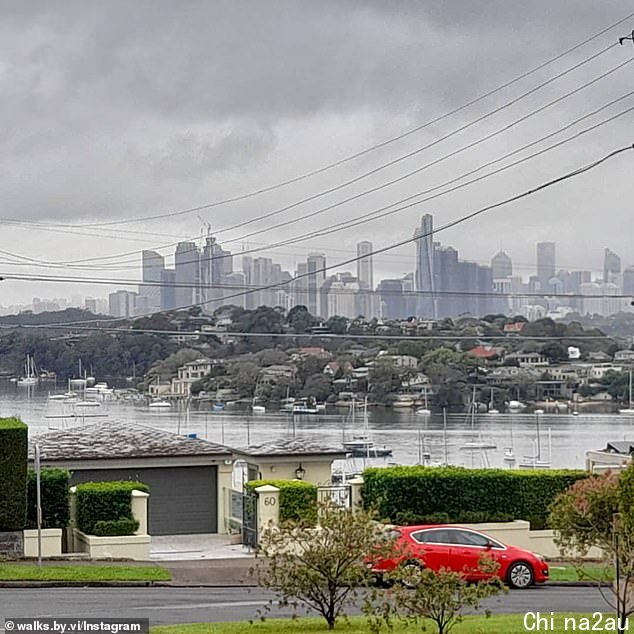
[0,586,611,627]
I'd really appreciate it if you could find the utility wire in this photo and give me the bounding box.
[7,89,633,272]
[6,145,630,327]
[52,11,634,229]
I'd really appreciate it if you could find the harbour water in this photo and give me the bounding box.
[2,384,632,470]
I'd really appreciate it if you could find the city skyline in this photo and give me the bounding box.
[0,3,633,308]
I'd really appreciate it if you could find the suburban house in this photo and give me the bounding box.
[171,358,214,395]
[503,351,549,368]
[586,441,634,472]
[614,349,634,364]
[29,422,233,535]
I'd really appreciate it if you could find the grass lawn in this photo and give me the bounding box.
[548,562,614,582]
[0,563,171,582]
[151,613,615,634]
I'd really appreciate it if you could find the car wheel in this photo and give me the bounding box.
[507,561,534,589]
[401,561,424,589]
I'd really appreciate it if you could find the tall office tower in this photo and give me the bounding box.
[223,271,247,309]
[201,235,230,308]
[139,250,165,313]
[536,242,556,291]
[377,278,406,319]
[491,251,512,279]
[623,266,634,296]
[291,262,308,308]
[356,241,374,290]
[306,253,326,317]
[476,264,494,316]
[160,269,176,310]
[174,242,199,308]
[251,257,274,308]
[108,290,137,317]
[414,214,435,318]
[603,248,621,283]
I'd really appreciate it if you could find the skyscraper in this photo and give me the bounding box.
[139,250,165,313]
[603,248,621,283]
[306,253,326,316]
[414,214,435,318]
[536,242,556,292]
[491,251,512,279]
[174,242,199,308]
[160,269,176,310]
[356,241,374,290]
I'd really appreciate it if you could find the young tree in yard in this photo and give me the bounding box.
[367,558,504,634]
[549,467,634,628]
[251,505,395,631]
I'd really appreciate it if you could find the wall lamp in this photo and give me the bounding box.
[295,463,306,480]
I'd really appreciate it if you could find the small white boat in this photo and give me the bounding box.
[415,408,431,416]
[149,400,172,409]
[48,394,69,401]
[488,409,500,414]
[252,405,266,414]
[508,400,526,411]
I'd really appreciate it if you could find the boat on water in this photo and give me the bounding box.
[343,435,393,458]
[519,411,551,469]
[503,447,516,464]
[619,370,634,415]
[392,394,415,408]
[460,387,497,466]
[212,402,225,411]
[252,404,266,414]
[17,355,39,386]
[149,400,172,409]
[507,400,526,412]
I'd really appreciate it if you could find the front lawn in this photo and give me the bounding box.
[548,562,614,582]
[0,563,170,582]
[150,613,613,634]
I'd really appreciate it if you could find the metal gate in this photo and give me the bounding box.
[242,486,259,549]
[317,484,351,508]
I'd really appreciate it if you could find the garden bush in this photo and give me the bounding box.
[246,479,317,525]
[0,418,28,531]
[26,468,71,529]
[76,481,148,535]
[362,466,587,529]
[93,518,140,537]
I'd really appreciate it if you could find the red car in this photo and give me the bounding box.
[372,525,549,589]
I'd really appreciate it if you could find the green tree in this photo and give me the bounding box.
[286,305,316,333]
[230,361,260,397]
[369,560,504,634]
[326,315,349,335]
[300,373,332,401]
[369,357,398,403]
[549,467,634,627]
[252,505,395,631]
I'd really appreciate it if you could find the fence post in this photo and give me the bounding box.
[255,484,280,535]
[131,490,149,536]
[348,476,364,512]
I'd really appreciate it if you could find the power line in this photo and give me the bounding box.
[8,145,629,327]
[6,89,633,273]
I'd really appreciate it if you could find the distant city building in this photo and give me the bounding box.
[160,269,176,310]
[306,253,326,317]
[108,290,137,317]
[139,250,165,313]
[623,266,634,298]
[174,242,199,308]
[603,248,621,284]
[579,281,621,317]
[325,273,360,319]
[356,241,374,290]
[414,214,435,318]
[377,278,407,319]
[536,242,556,292]
[491,251,513,279]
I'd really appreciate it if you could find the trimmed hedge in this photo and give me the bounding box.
[26,468,71,529]
[0,418,28,531]
[246,479,318,525]
[93,518,140,537]
[76,481,149,535]
[362,466,587,529]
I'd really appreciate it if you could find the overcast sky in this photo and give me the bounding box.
[1,1,633,307]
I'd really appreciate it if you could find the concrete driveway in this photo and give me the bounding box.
[150,534,254,561]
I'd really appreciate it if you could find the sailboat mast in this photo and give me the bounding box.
[443,407,448,465]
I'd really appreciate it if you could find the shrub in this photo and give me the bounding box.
[76,481,149,535]
[93,518,140,537]
[26,468,71,529]
[362,466,586,529]
[246,479,317,525]
[0,418,28,531]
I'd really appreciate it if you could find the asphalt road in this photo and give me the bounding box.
[0,586,611,627]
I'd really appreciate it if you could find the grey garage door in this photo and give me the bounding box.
[70,466,217,535]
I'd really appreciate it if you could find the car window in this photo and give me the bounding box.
[411,529,456,544]
[453,530,503,548]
